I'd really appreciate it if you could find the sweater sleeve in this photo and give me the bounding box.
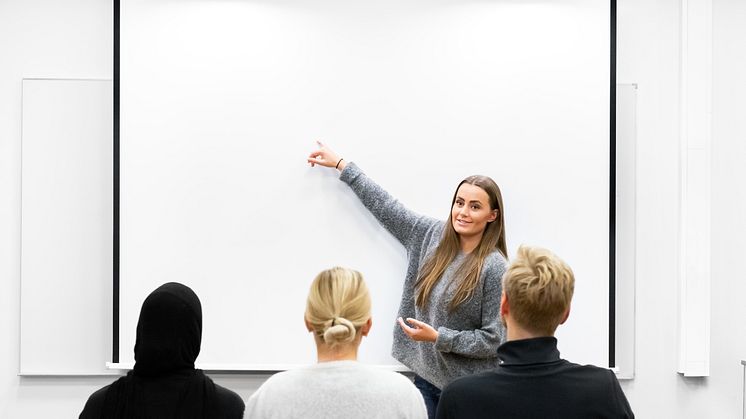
[213,384,246,419]
[339,162,439,250]
[608,370,635,418]
[434,380,462,419]
[433,257,506,358]
[78,386,108,419]
[402,375,429,419]
[243,386,265,418]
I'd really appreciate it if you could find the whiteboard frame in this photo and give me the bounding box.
[111,0,619,369]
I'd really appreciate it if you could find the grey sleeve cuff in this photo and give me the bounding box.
[435,327,457,353]
[338,161,361,184]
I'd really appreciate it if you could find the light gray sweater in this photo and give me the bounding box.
[245,360,427,419]
[339,162,507,389]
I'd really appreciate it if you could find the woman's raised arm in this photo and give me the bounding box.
[307,141,438,250]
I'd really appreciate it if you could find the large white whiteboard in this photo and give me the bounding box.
[118,0,611,369]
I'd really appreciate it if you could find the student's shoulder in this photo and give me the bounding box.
[444,370,494,393]
[213,382,246,415]
[439,371,497,413]
[563,362,633,414]
[357,367,421,396]
[480,251,508,286]
[359,365,412,383]
[570,360,615,375]
[78,384,112,419]
[484,250,509,269]
[255,368,306,389]
[563,360,622,389]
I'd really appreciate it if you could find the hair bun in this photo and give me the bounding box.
[322,317,356,345]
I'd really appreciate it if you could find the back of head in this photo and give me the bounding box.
[305,267,371,347]
[134,282,202,376]
[502,245,574,335]
[91,283,242,419]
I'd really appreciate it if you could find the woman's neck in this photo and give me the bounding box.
[315,343,359,363]
[459,232,483,254]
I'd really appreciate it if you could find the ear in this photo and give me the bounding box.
[361,317,372,337]
[558,306,571,325]
[488,208,498,223]
[500,291,509,319]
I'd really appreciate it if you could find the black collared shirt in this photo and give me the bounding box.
[436,337,634,419]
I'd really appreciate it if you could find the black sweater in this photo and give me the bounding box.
[79,373,244,419]
[436,337,634,419]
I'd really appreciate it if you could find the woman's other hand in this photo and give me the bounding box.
[307,141,346,171]
[397,317,439,342]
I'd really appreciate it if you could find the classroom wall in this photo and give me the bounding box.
[616,0,746,417]
[709,0,746,413]
[615,0,705,415]
[0,2,114,417]
[0,4,271,416]
[1,0,744,417]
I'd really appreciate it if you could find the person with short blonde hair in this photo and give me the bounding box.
[501,245,575,336]
[246,267,427,419]
[437,246,634,419]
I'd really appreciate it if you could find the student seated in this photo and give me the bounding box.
[79,282,245,419]
[436,246,634,419]
[245,267,427,419]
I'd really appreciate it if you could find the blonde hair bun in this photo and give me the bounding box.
[305,267,372,348]
[323,317,356,344]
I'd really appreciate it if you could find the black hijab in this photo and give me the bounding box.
[101,282,219,418]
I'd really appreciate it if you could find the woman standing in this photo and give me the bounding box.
[308,142,508,418]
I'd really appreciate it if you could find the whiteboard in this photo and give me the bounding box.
[117,0,611,370]
[20,79,116,375]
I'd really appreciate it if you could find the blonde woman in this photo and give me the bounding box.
[308,142,508,418]
[245,267,427,419]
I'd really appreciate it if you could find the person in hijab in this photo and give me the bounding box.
[79,282,245,419]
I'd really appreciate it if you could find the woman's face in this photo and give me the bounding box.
[451,183,497,239]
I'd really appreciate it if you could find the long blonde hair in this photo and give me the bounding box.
[415,176,507,310]
[305,267,372,347]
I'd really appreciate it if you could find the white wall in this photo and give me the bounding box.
[616,0,746,417]
[709,0,746,413]
[0,4,269,416]
[1,0,745,417]
[615,0,704,415]
[0,2,116,417]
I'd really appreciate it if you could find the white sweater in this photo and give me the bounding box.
[245,360,427,419]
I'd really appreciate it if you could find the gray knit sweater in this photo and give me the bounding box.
[339,162,507,389]
[245,361,427,419]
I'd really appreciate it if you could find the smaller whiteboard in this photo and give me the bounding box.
[20,78,116,375]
